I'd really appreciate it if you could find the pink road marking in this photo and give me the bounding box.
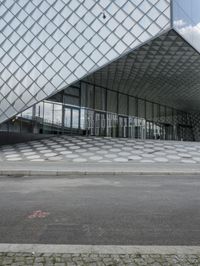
[28,210,50,219]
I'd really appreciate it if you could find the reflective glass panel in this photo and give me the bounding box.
[64,95,80,106]
[72,109,79,129]
[138,99,145,119]
[118,94,128,115]
[107,90,117,113]
[53,104,62,126]
[160,105,166,123]
[95,86,106,111]
[0,0,170,124]
[146,101,153,121]
[35,102,44,118]
[86,84,94,109]
[64,108,71,128]
[129,97,137,117]
[153,103,159,122]
[44,102,53,124]
[21,107,33,119]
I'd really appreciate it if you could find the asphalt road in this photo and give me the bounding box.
[0,174,200,245]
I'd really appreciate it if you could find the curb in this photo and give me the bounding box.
[1,169,200,176]
[0,244,200,254]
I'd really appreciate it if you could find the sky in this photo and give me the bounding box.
[173,0,200,53]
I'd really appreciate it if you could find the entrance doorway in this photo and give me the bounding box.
[158,123,174,140]
[94,112,106,136]
[165,124,173,140]
[177,125,194,141]
[107,113,118,138]
[118,116,128,138]
[64,107,80,134]
[135,118,146,139]
[146,121,154,139]
[128,117,136,138]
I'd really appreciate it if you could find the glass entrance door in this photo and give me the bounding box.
[160,124,166,140]
[64,106,80,134]
[107,113,118,137]
[177,125,194,141]
[128,117,136,138]
[146,121,155,139]
[86,110,95,136]
[64,108,71,129]
[165,124,173,140]
[94,112,106,136]
[118,116,128,138]
[135,118,146,139]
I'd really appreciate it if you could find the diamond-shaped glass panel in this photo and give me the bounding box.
[0,0,170,123]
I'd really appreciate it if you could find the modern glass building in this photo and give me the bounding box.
[0,0,200,141]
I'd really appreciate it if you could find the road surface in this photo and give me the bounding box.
[0,174,200,245]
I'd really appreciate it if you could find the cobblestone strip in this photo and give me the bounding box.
[0,252,200,266]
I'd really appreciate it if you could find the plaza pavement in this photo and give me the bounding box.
[1,136,200,265]
[0,135,200,164]
[1,135,200,175]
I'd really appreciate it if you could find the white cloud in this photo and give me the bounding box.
[174,20,200,51]
[173,19,186,27]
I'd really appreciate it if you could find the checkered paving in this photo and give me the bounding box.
[0,136,200,164]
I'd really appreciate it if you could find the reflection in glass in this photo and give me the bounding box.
[129,97,137,116]
[118,94,128,115]
[21,107,33,119]
[153,103,159,122]
[138,99,145,119]
[87,84,95,109]
[64,108,71,128]
[160,105,166,123]
[72,109,79,129]
[44,102,53,124]
[95,86,106,111]
[146,101,153,121]
[64,95,80,106]
[53,104,62,125]
[35,102,44,118]
[0,0,171,123]
[107,90,117,113]
[80,109,86,129]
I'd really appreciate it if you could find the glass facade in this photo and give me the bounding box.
[1,1,200,142]
[0,81,194,141]
[173,0,200,53]
[0,0,171,124]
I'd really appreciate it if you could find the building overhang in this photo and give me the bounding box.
[83,29,200,112]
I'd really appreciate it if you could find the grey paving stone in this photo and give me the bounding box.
[1,135,200,166]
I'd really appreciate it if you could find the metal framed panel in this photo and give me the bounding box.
[0,0,171,124]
